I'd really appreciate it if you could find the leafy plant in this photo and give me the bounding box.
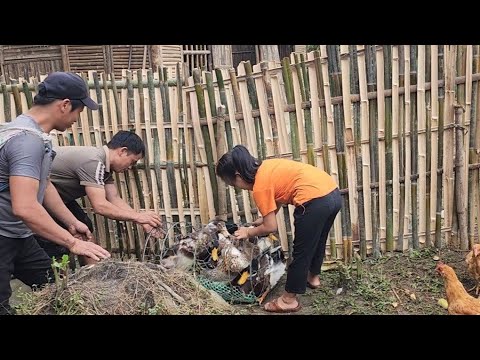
[51,254,70,293]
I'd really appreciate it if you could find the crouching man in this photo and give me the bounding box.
[35,130,162,264]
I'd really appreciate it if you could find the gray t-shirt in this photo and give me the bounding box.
[0,115,55,238]
[50,145,114,203]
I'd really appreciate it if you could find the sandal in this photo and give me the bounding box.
[264,297,302,313]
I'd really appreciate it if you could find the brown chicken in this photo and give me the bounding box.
[466,244,480,295]
[436,262,480,315]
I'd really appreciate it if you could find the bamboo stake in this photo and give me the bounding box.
[349,46,367,259]
[101,73,112,142]
[306,51,323,166]
[356,45,372,257]
[193,69,218,215]
[216,105,228,220]
[228,68,248,145]
[417,46,427,248]
[244,61,266,160]
[410,47,419,250]
[294,53,315,165]
[281,57,300,161]
[430,46,440,247]
[340,46,358,261]
[188,75,216,222]
[328,45,351,263]
[315,49,337,259]
[1,81,11,122]
[260,62,280,156]
[176,63,189,235]
[366,46,380,257]
[89,71,108,251]
[22,79,33,109]
[463,46,473,249]
[125,70,143,259]
[454,105,468,250]
[157,69,175,242]
[119,70,135,257]
[425,46,433,247]
[443,46,457,246]
[203,71,219,164]
[391,46,401,249]
[253,62,274,159]
[473,46,480,249]
[10,79,22,117]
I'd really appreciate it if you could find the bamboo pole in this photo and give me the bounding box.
[294,54,315,165]
[340,46,358,261]
[168,73,187,237]
[176,63,190,235]
[143,69,162,254]
[443,46,457,246]
[10,79,22,117]
[463,46,473,249]
[473,46,480,249]
[228,68,248,145]
[454,105,468,250]
[203,71,219,164]
[193,69,218,216]
[22,79,33,109]
[430,46,440,247]
[417,46,427,248]
[216,68,243,222]
[188,74,216,222]
[425,46,433,247]
[314,49,337,259]
[366,46,380,257]
[328,46,351,263]
[244,61,266,160]
[356,45,372,257]
[1,81,11,122]
[281,57,301,161]
[348,46,367,259]
[410,47,419,250]
[89,71,109,252]
[375,46,388,253]
[126,70,143,259]
[216,105,228,220]
[391,46,401,250]
[101,73,112,142]
[119,70,135,257]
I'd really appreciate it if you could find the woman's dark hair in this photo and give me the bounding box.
[216,145,261,184]
[33,83,84,111]
[107,130,145,157]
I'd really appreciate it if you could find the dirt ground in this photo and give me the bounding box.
[235,246,476,315]
[10,246,476,315]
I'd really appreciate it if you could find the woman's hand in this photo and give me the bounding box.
[233,226,253,240]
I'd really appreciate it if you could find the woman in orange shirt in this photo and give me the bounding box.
[216,145,342,313]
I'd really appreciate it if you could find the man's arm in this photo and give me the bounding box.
[43,181,88,231]
[10,176,110,261]
[86,185,161,227]
[104,183,135,211]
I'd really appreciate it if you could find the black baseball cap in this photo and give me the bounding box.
[41,72,99,110]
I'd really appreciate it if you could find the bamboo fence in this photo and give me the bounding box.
[0,45,478,262]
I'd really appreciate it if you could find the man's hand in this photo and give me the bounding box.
[135,211,162,228]
[68,220,93,242]
[67,238,111,262]
[142,224,164,239]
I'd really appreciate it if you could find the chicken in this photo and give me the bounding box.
[466,244,480,295]
[436,262,480,315]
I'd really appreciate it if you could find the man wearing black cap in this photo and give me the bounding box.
[0,72,111,315]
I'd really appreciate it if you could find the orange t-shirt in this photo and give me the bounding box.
[252,159,338,216]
